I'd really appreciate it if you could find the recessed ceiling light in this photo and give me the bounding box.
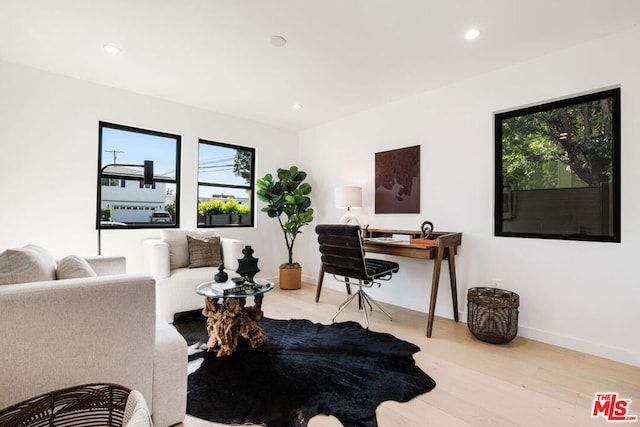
[292,104,303,110]
[270,35,287,47]
[104,44,120,54]
[464,28,480,40]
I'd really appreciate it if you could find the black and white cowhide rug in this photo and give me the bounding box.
[174,311,436,427]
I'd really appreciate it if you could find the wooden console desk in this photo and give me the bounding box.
[315,228,462,337]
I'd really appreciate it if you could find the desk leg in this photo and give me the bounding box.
[427,245,460,337]
[446,246,459,322]
[426,249,444,338]
[344,278,352,296]
[315,264,324,303]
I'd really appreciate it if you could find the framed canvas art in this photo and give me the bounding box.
[375,145,420,213]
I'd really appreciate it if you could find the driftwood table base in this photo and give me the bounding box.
[202,294,266,357]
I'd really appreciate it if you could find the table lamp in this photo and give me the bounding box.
[335,186,362,225]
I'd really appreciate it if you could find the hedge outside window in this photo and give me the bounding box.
[198,139,255,228]
[97,122,181,229]
[494,88,620,242]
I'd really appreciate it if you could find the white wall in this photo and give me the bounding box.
[2,28,639,367]
[298,28,640,366]
[0,59,298,280]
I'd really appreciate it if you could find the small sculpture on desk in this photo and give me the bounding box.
[421,221,434,240]
[214,264,228,283]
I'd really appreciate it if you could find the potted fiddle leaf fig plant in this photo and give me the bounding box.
[256,166,313,290]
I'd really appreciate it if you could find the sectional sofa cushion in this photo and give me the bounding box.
[0,245,57,285]
[160,229,219,270]
[187,235,222,268]
[56,255,98,280]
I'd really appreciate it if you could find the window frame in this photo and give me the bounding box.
[197,139,256,228]
[494,88,621,243]
[97,121,181,229]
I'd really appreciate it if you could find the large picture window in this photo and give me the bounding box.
[494,88,620,242]
[198,139,255,227]
[97,122,181,229]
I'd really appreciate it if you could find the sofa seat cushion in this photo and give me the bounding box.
[122,390,153,427]
[0,245,57,285]
[187,235,222,268]
[56,255,98,280]
[161,230,219,270]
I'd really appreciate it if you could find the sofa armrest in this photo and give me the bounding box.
[221,237,244,271]
[143,239,171,279]
[152,317,187,426]
[84,256,126,276]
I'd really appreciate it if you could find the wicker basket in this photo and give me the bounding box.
[0,383,131,427]
[467,287,519,344]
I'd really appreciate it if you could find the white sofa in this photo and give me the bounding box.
[0,250,187,427]
[143,229,245,323]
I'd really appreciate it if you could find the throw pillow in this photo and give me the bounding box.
[161,229,219,270]
[56,255,98,280]
[0,245,57,285]
[187,235,222,268]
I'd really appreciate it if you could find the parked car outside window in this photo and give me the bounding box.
[150,211,172,223]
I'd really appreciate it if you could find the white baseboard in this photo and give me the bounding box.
[307,274,639,367]
[459,308,639,367]
[515,323,640,367]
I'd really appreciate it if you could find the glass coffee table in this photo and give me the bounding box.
[195,278,274,357]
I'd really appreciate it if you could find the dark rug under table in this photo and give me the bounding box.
[174,310,436,427]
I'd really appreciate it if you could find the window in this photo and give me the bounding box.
[97,122,181,228]
[198,139,255,227]
[100,178,124,187]
[494,88,620,242]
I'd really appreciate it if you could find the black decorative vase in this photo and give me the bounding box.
[236,245,260,280]
[214,264,228,283]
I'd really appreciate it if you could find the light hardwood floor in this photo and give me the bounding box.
[179,283,639,427]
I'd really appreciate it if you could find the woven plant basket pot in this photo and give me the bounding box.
[467,287,519,344]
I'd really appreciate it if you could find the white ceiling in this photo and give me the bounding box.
[0,1,639,131]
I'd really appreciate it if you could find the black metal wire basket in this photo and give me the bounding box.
[467,287,519,344]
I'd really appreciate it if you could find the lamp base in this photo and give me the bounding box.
[339,212,360,225]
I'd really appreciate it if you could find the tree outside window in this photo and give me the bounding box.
[495,88,620,242]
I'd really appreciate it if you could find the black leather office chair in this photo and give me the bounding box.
[315,224,399,328]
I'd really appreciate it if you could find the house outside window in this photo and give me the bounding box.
[97,122,181,228]
[197,139,255,228]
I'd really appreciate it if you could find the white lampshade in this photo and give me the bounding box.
[335,186,362,225]
[335,186,362,209]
